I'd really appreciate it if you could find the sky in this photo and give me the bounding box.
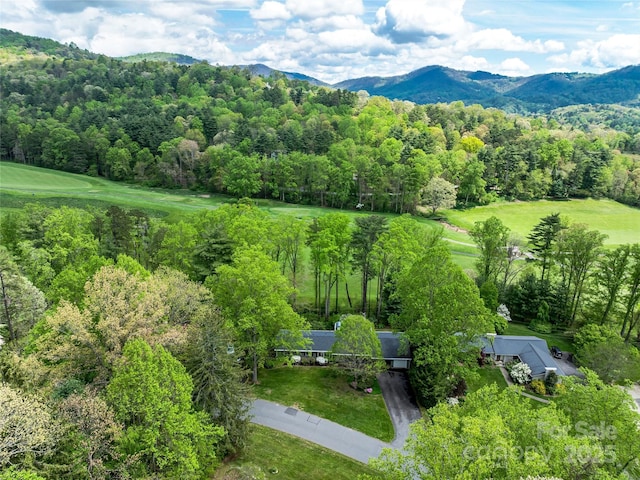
[2,0,640,84]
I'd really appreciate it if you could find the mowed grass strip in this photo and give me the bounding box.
[445,198,640,246]
[254,366,394,442]
[214,425,380,479]
[0,162,228,222]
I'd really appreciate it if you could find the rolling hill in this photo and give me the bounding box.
[335,64,640,113]
[1,28,639,114]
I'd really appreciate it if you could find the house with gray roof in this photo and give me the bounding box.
[275,330,412,369]
[480,335,565,379]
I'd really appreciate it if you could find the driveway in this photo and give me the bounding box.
[250,399,388,464]
[554,352,584,377]
[377,370,422,448]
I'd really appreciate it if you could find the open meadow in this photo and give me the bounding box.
[445,198,640,247]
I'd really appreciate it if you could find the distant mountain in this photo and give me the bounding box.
[2,29,639,113]
[240,63,330,87]
[335,65,640,113]
[119,52,201,65]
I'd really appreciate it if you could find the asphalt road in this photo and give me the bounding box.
[250,399,388,464]
[249,371,423,463]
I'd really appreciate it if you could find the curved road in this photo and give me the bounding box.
[250,399,388,464]
[249,371,422,464]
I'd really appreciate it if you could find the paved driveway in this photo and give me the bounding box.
[554,353,583,377]
[377,370,422,448]
[250,399,388,464]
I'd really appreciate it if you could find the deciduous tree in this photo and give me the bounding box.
[470,216,510,285]
[351,215,388,316]
[554,224,607,326]
[331,315,385,388]
[212,246,309,383]
[0,383,60,467]
[421,176,456,214]
[107,339,223,478]
[393,245,492,405]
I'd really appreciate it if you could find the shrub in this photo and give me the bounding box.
[530,321,553,334]
[530,379,546,395]
[504,360,519,373]
[509,362,532,384]
[494,313,508,335]
[545,371,558,395]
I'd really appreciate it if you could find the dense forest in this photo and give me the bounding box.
[1,29,640,212]
[1,30,640,480]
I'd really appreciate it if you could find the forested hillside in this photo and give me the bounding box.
[1,29,640,211]
[336,64,640,114]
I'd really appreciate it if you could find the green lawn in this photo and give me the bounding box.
[467,367,549,409]
[253,366,394,442]
[504,322,574,353]
[466,366,508,393]
[0,162,229,223]
[445,198,640,247]
[214,424,379,479]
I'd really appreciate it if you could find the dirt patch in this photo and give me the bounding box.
[439,221,468,234]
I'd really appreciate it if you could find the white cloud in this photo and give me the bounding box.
[549,34,640,70]
[304,14,365,31]
[78,11,233,61]
[317,28,394,54]
[459,28,564,53]
[374,0,467,43]
[250,1,291,20]
[285,0,364,20]
[457,55,491,72]
[497,57,532,76]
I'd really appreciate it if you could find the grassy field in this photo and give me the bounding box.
[214,424,379,479]
[504,322,574,353]
[445,198,640,246]
[253,366,394,442]
[0,162,230,222]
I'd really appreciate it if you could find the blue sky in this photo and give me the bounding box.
[2,0,639,83]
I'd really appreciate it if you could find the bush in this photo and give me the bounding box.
[530,379,546,395]
[530,321,553,334]
[504,360,519,373]
[494,314,508,335]
[545,371,558,395]
[263,357,281,369]
[509,362,532,384]
[554,383,567,395]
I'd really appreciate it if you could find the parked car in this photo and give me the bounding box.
[550,346,563,359]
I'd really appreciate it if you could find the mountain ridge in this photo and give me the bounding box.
[1,28,639,113]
